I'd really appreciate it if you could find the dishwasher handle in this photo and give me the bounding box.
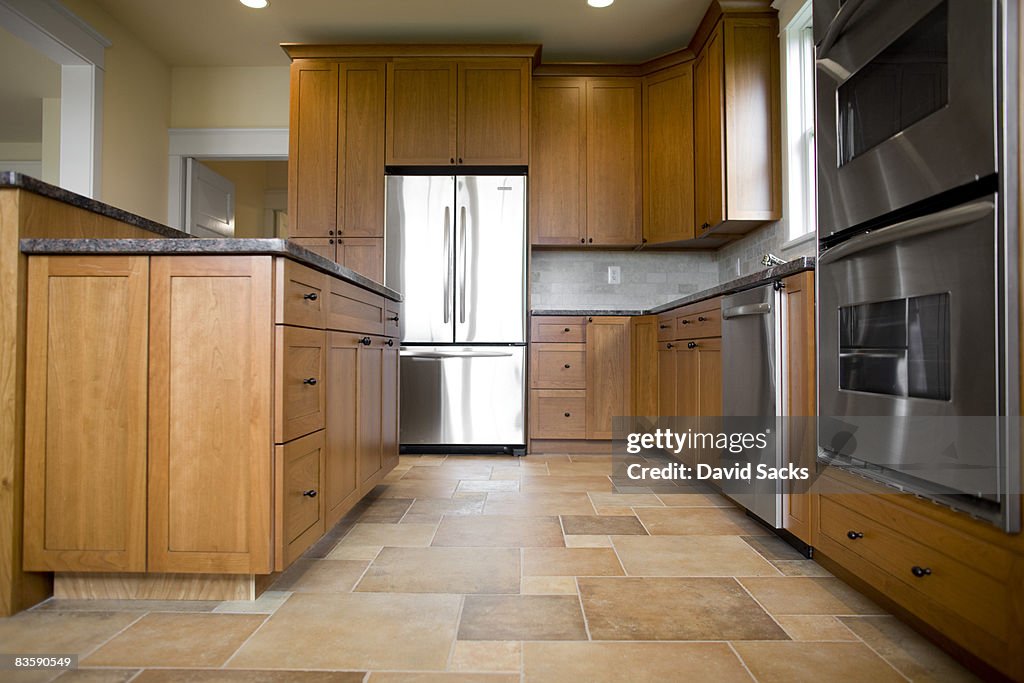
[722,302,772,319]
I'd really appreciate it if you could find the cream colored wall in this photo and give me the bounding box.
[170,67,289,128]
[0,142,41,160]
[201,160,287,238]
[61,0,171,224]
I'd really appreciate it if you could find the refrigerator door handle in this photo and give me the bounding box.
[443,206,451,324]
[459,205,468,324]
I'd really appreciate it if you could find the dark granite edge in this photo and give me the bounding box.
[530,257,815,317]
[20,238,402,302]
[1,172,191,239]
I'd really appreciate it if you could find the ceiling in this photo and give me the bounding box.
[78,0,711,67]
[0,27,61,143]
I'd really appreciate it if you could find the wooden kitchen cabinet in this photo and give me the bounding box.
[693,17,781,236]
[336,237,384,284]
[387,58,530,166]
[655,297,722,424]
[781,271,815,544]
[324,333,360,529]
[643,63,695,245]
[358,336,385,485]
[530,77,642,248]
[585,317,632,439]
[275,430,326,572]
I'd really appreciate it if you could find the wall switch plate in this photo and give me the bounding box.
[608,266,621,285]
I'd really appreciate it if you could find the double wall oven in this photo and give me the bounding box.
[814,0,1020,530]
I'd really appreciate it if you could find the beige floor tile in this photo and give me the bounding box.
[546,462,615,476]
[270,559,369,593]
[229,592,460,670]
[732,641,906,682]
[523,548,624,577]
[740,534,807,560]
[83,613,265,667]
[407,497,486,516]
[655,491,734,507]
[520,576,578,595]
[634,507,771,535]
[457,480,520,493]
[337,523,437,548]
[350,498,415,523]
[578,577,787,641]
[483,493,596,516]
[213,591,292,614]
[433,516,565,547]
[356,547,520,594]
[523,642,753,683]
[775,615,858,641]
[564,535,612,548]
[611,535,781,577]
[840,616,980,682]
[738,577,887,615]
[770,560,834,577]
[368,675,518,683]
[449,640,522,672]
[327,544,383,561]
[593,506,638,516]
[55,671,139,683]
[519,476,613,493]
[401,466,493,481]
[375,482,459,499]
[401,455,447,466]
[560,515,646,535]
[0,611,142,656]
[458,595,587,641]
[588,492,664,508]
[132,672,364,682]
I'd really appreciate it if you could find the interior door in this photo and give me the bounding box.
[186,159,235,237]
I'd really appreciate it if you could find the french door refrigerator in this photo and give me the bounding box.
[385,174,526,453]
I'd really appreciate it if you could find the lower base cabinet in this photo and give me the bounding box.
[23,254,399,580]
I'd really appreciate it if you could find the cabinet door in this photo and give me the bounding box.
[339,62,386,237]
[23,256,149,572]
[337,237,383,284]
[694,29,725,235]
[325,333,359,529]
[657,341,677,419]
[290,237,337,262]
[585,317,632,440]
[586,79,642,247]
[696,338,722,418]
[288,61,339,238]
[458,60,530,165]
[530,78,587,246]
[148,256,274,574]
[275,430,326,572]
[643,64,695,244]
[674,346,699,417]
[630,316,659,418]
[782,271,815,543]
[358,340,384,485]
[381,342,400,473]
[386,60,458,165]
[276,326,327,444]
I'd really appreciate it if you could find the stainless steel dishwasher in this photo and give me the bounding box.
[720,283,782,527]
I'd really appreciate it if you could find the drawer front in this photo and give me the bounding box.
[275,430,325,572]
[531,344,586,389]
[818,495,1010,641]
[531,316,586,343]
[385,301,401,338]
[326,276,385,334]
[277,259,327,329]
[277,326,327,443]
[530,390,586,438]
[675,304,721,339]
[656,313,676,341]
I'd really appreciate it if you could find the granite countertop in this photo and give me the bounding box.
[531,256,814,317]
[20,238,402,302]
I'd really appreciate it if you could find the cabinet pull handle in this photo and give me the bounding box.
[359,337,372,346]
[388,315,400,322]
[911,566,932,578]
[564,363,571,369]
[386,339,394,347]
[564,412,571,417]
[302,489,318,498]
[687,341,697,349]
[846,531,863,540]
[303,377,318,385]
[659,324,670,329]
[303,292,318,301]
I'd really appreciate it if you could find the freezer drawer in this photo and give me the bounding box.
[400,346,526,446]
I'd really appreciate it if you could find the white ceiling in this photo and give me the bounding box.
[79,0,711,67]
[0,27,61,143]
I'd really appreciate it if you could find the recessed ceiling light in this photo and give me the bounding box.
[587,0,614,7]
[240,0,269,8]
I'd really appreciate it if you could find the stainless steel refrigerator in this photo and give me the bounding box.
[385,175,526,453]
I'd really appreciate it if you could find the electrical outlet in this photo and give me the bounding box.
[608,266,621,285]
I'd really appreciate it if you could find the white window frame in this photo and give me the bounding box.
[780,0,817,246]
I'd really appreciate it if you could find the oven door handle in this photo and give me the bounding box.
[818,200,995,266]
[817,0,869,59]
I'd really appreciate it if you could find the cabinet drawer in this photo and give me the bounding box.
[818,494,1011,642]
[385,301,401,338]
[275,430,326,572]
[276,259,327,329]
[531,343,586,389]
[675,302,721,339]
[530,390,586,438]
[656,312,676,341]
[531,316,586,343]
[276,326,327,443]
[325,276,386,334]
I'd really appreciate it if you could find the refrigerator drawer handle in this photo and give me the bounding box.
[443,206,451,324]
[722,303,772,319]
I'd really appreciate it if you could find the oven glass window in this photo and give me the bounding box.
[839,293,950,400]
[837,1,948,166]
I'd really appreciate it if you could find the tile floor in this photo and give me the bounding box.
[2,454,980,682]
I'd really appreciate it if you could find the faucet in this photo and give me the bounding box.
[761,253,785,267]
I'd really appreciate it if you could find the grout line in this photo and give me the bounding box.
[74,610,149,663]
[220,612,274,668]
[725,641,760,682]
[446,594,467,671]
[573,575,591,641]
[733,578,790,639]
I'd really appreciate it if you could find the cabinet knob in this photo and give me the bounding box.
[303,292,318,301]
[666,343,674,349]
[329,230,334,236]
[687,341,697,349]
[388,315,400,322]
[564,363,571,369]
[846,531,863,540]
[702,222,710,230]
[386,339,394,347]
[911,566,932,578]
[588,237,593,243]
[564,412,571,418]
[659,324,669,329]
[302,489,318,498]
[681,319,691,325]
[580,238,585,243]
[303,377,318,385]
[329,239,335,245]
[563,327,571,332]
[458,157,463,164]
[359,336,372,346]
[450,158,455,164]
[697,316,708,322]
[588,317,593,323]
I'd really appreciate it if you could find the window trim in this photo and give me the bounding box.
[781,0,817,243]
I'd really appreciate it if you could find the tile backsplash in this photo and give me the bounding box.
[715,221,817,281]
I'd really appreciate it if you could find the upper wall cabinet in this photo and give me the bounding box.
[643,62,695,245]
[693,16,781,236]
[531,77,642,247]
[386,58,531,166]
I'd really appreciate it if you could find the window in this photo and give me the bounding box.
[783,1,816,241]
